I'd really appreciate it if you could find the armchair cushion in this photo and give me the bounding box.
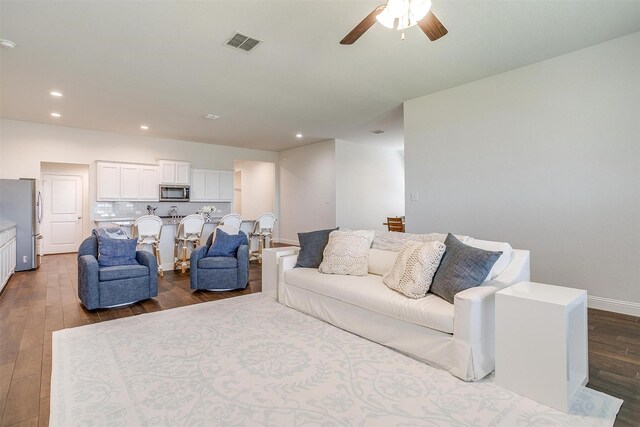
[99,264,149,282]
[207,229,248,257]
[96,234,139,267]
[198,257,238,269]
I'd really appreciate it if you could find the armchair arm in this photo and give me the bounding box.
[237,244,250,287]
[454,280,504,376]
[78,255,100,310]
[189,245,209,289]
[136,250,158,297]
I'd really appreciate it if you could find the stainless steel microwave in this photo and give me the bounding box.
[159,185,190,201]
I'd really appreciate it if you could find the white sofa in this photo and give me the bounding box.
[275,232,530,381]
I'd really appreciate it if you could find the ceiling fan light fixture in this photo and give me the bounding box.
[386,0,406,19]
[410,0,432,22]
[375,8,395,29]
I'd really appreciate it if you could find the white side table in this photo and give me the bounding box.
[261,247,300,300]
[495,281,588,413]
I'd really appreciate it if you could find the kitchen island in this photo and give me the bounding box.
[93,216,255,272]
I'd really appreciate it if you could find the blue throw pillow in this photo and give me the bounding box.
[207,229,248,257]
[96,235,139,267]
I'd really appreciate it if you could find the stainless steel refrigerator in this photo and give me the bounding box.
[0,179,43,271]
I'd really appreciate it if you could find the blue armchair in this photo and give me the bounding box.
[190,232,250,291]
[77,236,158,310]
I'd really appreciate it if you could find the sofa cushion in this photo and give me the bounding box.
[383,241,446,299]
[368,248,399,276]
[372,230,470,252]
[465,237,513,281]
[197,257,238,269]
[284,267,454,334]
[99,264,148,282]
[295,228,338,268]
[319,230,374,276]
[431,234,502,304]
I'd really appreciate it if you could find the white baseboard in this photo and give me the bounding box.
[277,238,300,246]
[588,296,640,317]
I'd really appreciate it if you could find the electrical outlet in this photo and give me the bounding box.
[23,255,28,263]
[135,211,141,215]
[410,193,419,201]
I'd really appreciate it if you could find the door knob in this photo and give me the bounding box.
[78,216,82,220]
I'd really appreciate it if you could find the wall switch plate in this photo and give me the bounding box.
[410,193,419,201]
[135,211,141,214]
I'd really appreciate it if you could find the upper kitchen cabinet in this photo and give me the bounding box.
[159,160,190,185]
[191,169,234,202]
[97,162,121,201]
[97,162,159,201]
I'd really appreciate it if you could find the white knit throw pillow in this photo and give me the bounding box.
[383,240,446,299]
[319,230,374,276]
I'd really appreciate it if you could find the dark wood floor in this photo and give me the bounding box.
[0,254,638,426]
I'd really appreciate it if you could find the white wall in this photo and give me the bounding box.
[0,119,279,229]
[233,160,276,220]
[279,140,336,244]
[404,32,640,312]
[335,139,405,230]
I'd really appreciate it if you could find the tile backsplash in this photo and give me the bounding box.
[93,201,232,220]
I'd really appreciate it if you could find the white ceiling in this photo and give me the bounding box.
[1,1,639,151]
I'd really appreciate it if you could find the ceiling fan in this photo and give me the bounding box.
[340,0,447,45]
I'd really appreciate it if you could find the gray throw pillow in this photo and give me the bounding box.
[295,228,338,268]
[430,233,502,304]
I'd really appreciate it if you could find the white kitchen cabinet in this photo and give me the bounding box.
[97,162,159,201]
[97,162,121,201]
[176,162,190,185]
[120,164,140,200]
[205,171,221,200]
[0,225,17,293]
[220,171,234,201]
[190,169,233,202]
[190,169,206,201]
[139,166,160,200]
[159,160,190,185]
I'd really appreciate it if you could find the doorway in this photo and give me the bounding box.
[41,162,90,254]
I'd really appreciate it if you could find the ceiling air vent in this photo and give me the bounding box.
[225,32,262,53]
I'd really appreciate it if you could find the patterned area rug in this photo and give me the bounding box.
[51,294,622,426]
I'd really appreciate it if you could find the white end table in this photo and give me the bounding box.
[261,247,300,300]
[495,281,588,413]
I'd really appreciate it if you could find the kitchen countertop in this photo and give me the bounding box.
[0,221,17,233]
[93,216,254,226]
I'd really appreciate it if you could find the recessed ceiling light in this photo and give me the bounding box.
[50,112,61,118]
[140,125,149,130]
[49,91,63,97]
[296,133,303,138]
[0,39,16,49]
[203,114,221,120]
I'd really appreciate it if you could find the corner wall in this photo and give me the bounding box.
[404,32,640,313]
[278,140,336,244]
[335,139,405,230]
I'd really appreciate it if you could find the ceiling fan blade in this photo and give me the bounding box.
[417,11,448,41]
[340,6,385,45]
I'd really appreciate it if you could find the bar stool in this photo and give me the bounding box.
[249,213,276,263]
[174,214,205,273]
[133,215,164,276]
[219,213,242,230]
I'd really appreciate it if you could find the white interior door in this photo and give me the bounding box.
[42,174,83,254]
